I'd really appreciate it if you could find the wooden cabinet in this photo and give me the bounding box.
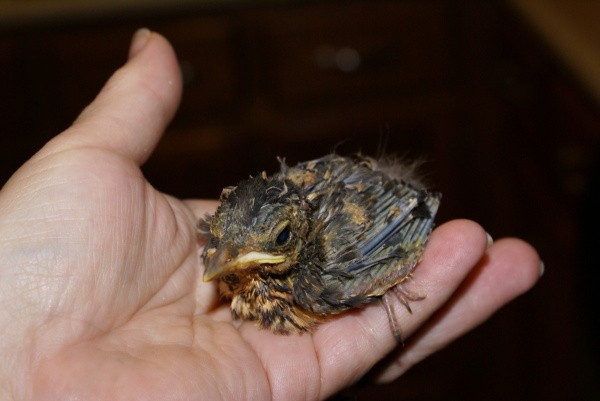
[0,1,460,201]
[248,2,452,105]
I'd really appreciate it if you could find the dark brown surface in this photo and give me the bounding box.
[1,1,598,399]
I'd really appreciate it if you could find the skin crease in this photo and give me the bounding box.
[0,31,542,401]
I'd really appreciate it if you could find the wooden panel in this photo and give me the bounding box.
[250,1,452,106]
[158,16,240,128]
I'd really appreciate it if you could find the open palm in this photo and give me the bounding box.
[0,31,541,401]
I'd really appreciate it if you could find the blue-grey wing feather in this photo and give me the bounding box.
[287,155,440,313]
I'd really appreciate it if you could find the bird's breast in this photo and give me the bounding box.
[226,275,320,334]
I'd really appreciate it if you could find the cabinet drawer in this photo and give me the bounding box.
[6,15,239,134]
[160,16,240,126]
[250,1,452,105]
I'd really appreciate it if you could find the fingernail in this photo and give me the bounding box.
[486,232,494,248]
[539,260,545,277]
[129,28,151,59]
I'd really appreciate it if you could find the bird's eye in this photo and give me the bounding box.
[275,225,291,246]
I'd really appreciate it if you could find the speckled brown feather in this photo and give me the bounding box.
[199,154,441,339]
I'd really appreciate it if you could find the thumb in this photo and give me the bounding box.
[40,29,183,166]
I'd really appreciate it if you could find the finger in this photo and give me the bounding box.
[372,237,541,382]
[312,219,489,399]
[41,29,182,166]
[182,199,219,220]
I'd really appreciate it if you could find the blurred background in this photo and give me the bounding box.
[1,0,598,399]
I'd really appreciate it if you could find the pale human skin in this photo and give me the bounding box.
[0,30,542,400]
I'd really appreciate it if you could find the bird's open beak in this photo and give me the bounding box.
[202,245,286,282]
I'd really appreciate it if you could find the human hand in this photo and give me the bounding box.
[0,30,541,400]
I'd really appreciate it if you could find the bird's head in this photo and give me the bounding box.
[201,174,310,282]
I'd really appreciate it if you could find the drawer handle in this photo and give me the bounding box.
[314,45,362,73]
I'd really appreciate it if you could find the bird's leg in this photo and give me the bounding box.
[382,292,403,343]
[382,284,426,343]
[391,284,425,314]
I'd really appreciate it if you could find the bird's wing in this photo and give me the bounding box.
[289,155,440,313]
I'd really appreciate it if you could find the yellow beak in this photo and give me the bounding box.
[202,246,286,282]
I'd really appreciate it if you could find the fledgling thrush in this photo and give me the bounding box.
[198,154,441,341]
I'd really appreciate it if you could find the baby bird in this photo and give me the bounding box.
[198,154,440,341]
